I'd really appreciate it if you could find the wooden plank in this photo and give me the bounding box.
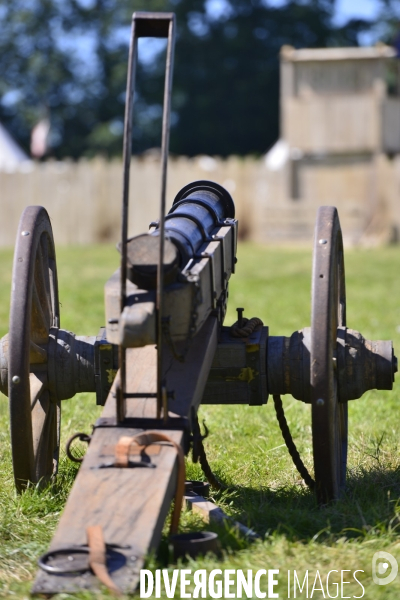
[33,317,218,595]
[285,96,378,153]
[161,316,218,417]
[284,46,396,62]
[104,224,232,349]
[101,316,218,421]
[184,494,259,540]
[382,98,400,153]
[33,422,183,594]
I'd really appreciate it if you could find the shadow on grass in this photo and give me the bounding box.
[50,450,400,558]
[155,464,400,567]
[205,463,400,547]
[22,453,400,569]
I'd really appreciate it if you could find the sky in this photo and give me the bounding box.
[207,0,391,46]
[140,0,389,63]
[266,0,381,23]
[139,0,390,64]
[266,0,389,30]
[334,0,381,25]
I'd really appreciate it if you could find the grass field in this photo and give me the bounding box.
[1,242,400,599]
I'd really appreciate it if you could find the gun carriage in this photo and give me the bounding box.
[0,12,397,596]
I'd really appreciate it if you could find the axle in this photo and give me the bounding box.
[0,328,118,405]
[202,321,397,405]
[1,321,395,407]
[267,327,397,403]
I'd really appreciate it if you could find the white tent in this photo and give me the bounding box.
[0,122,32,171]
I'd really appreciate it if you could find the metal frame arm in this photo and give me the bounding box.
[119,12,176,423]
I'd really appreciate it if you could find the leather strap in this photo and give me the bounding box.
[114,431,185,534]
[114,435,135,467]
[86,525,122,597]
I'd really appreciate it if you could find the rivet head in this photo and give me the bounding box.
[316,398,324,406]
[12,375,21,384]
[319,239,327,245]
[21,231,30,236]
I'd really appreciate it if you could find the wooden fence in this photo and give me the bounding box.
[1,154,399,247]
[0,156,259,246]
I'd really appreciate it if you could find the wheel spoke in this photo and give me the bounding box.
[31,388,49,458]
[30,371,46,408]
[31,281,49,344]
[34,247,51,328]
[40,234,54,323]
[30,341,47,365]
[48,258,58,327]
[32,390,57,480]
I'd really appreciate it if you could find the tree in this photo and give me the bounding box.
[0,0,374,159]
[0,0,164,158]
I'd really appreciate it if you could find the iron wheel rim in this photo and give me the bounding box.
[8,206,60,491]
[310,206,348,504]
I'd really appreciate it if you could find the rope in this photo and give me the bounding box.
[230,317,263,338]
[193,398,314,493]
[272,395,315,490]
[193,415,227,491]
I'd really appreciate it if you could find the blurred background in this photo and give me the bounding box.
[1,0,400,245]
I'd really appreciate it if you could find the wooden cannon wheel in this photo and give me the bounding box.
[311,206,348,503]
[8,206,61,492]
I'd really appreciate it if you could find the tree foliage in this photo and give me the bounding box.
[0,0,378,158]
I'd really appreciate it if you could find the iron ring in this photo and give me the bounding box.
[65,432,91,463]
[38,547,89,574]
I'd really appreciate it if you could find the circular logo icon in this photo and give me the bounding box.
[372,551,398,586]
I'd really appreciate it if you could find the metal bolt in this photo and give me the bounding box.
[319,239,327,245]
[316,398,324,406]
[21,231,30,236]
[12,375,20,384]
[237,307,244,327]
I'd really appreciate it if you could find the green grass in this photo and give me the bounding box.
[1,243,400,598]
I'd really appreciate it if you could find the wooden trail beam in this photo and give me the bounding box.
[32,317,218,595]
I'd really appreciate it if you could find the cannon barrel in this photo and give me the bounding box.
[105,181,238,348]
[163,180,236,267]
[125,181,236,289]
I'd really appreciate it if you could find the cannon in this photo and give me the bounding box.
[0,11,397,596]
